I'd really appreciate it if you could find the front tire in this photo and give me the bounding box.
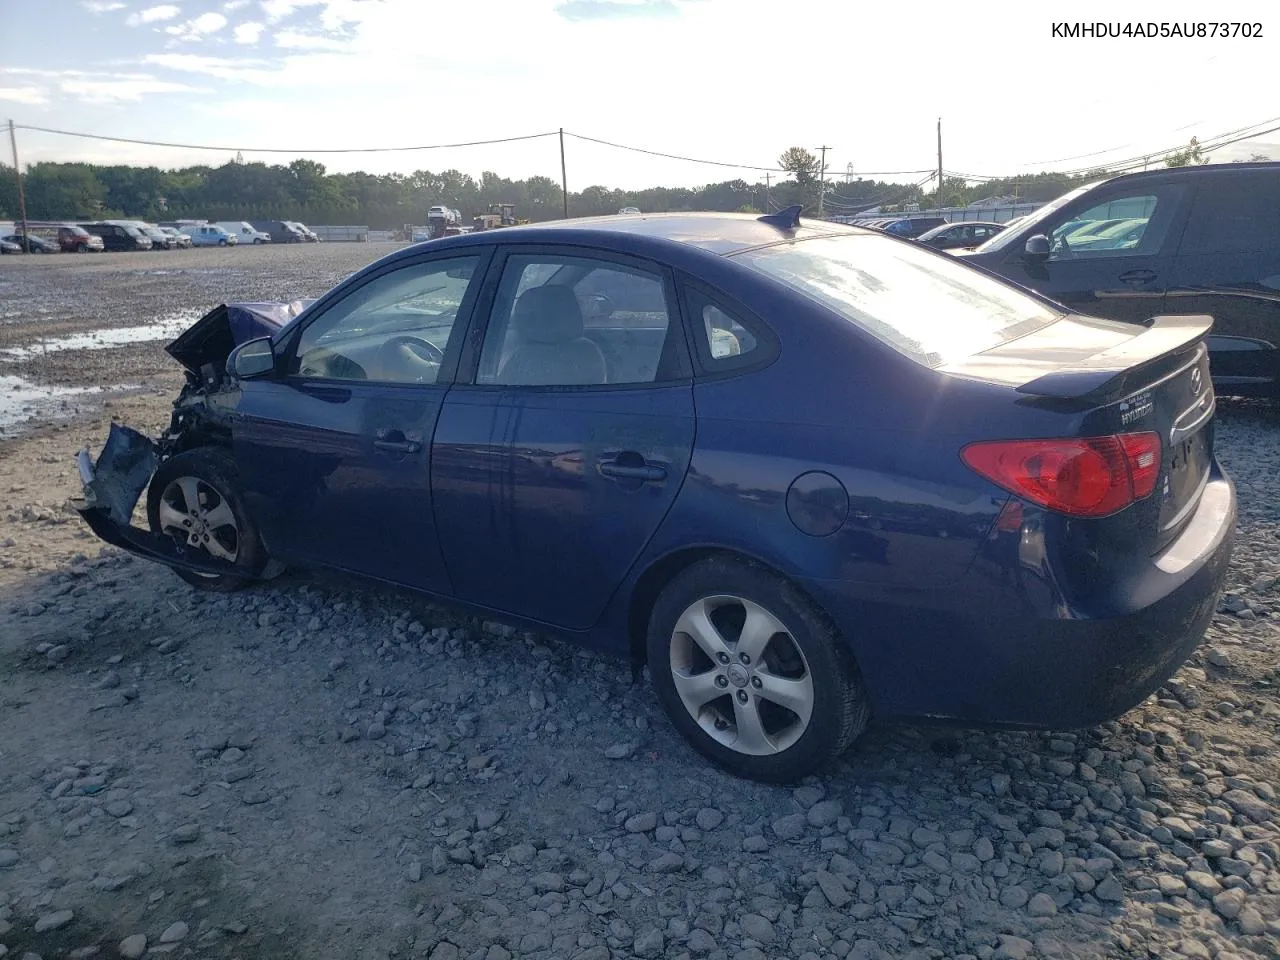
[146,448,265,592]
[647,557,870,783]
[219,239,228,246]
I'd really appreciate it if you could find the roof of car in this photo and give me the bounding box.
[413,211,864,257]
[1096,160,1280,186]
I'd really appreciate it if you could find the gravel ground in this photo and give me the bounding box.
[1,252,1279,960]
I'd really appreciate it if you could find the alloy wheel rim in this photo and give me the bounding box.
[157,475,239,573]
[669,595,814,756]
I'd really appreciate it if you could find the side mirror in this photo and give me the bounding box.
[1024,234,1051,260]
[228,337,275,380]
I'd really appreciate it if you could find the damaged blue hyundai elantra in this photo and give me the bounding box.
[73,208,1236,783]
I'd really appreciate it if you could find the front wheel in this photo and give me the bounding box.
[219,239,228,246]
[647,557,870,783]
[146,448,266,592]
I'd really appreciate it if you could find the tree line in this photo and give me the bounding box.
[3,140,1258,227]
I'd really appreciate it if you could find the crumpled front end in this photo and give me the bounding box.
[70,301,306,576]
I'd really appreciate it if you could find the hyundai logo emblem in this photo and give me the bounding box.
[1190,368,1203,395]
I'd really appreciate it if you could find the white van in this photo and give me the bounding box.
[213,221,272,245]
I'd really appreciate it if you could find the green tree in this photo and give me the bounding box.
[777,147,819,186]
[1165,136,1209,168]
[23,163,107,219]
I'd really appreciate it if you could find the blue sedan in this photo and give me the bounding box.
[74,207,1235,783]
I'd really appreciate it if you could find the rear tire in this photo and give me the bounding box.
[146,448,265,592]
[646,557,870,783]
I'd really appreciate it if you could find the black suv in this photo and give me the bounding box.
[960,162,1280,397]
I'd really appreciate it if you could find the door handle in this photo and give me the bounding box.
[1118,269,1157,285]
[599,454,667,483]
[373,428,422,454]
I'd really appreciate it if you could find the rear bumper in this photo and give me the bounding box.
[803,471,1236,729]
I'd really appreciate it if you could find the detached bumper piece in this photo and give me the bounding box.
[70,423,257,580]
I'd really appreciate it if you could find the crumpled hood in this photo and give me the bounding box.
[165,300,315,377]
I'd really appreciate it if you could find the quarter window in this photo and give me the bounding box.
[289,256,478,383]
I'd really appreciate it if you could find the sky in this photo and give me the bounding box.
[1,0,1278,191]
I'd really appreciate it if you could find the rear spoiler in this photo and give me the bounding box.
[1015,314,1211,401]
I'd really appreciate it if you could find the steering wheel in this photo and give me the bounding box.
[376,335,444,382]
[383,335,443,363]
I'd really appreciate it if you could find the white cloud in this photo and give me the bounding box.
[234,21,266,43]
[164,11,230,42]
[260,0,324,23]
[59,75,206,103]
[0,86,48,106]
[225,0,251,8]
[142,52,278,84]
[81,1,126,12]
[273,29,347,50]
[126,4,182,26]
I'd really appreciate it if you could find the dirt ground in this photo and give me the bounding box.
[1,249,1279,960]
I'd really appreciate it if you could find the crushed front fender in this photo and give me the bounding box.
[70,422,267,580]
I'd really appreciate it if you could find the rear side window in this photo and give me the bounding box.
[1179,172,1280,254]
[736,234,1060,368]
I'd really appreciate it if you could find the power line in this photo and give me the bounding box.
[12,124,560,154]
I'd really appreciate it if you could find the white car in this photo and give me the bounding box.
[618,206,641,215]
[189,225,239,247]
[214,221,272,245]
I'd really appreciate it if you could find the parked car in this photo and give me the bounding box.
[158,227,192,249]
[252,220,307,243]
[915,221,1005,251]
[79,222,153,251]
[136,224,178,250]
[57,225,105,253]
[214,221,273,245]
[877,216,948,239]
[619,207,641,215]
[1,233,59,253]
[285,220,318,242]
[960,162,1280,397]
[73,207,1235,783]
[188,224,239,247]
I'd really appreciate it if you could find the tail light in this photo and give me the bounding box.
[962,432,1161,519]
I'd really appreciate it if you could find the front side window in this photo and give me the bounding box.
[736,233,1061,368]
[477,255,676,386]
[1046,185,1184,261]
[289,256,478,383]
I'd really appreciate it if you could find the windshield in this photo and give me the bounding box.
[735,233,1061,367]
[969,180,1106,253]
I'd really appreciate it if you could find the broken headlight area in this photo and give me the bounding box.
[69,301,310,577]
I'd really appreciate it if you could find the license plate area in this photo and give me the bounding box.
[1158,427,1210,534]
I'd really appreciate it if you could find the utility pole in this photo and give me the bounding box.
[8,120,29,252]
[764,172,771,211]
[936,118,944,209]
[559,128,568,219]
[815,145,831,216]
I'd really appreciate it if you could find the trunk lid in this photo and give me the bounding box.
[947,313,1215,549]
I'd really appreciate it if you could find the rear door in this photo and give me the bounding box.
[232,251,488,592]
[431,247,695,630]
[1164,168,1280,392]
[997,181,1190,324]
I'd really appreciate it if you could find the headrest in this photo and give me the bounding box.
[512,286,584,344]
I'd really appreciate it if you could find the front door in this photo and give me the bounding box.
[432,248,695,630]
[232,252,486,592]
[998,182,1189,324]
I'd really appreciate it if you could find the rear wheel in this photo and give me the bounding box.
[146,448,265,592]
[647,557,870,783]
